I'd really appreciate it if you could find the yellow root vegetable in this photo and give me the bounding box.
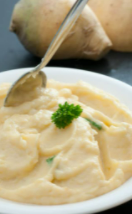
[10,0,112,60]
[88,0,132,52]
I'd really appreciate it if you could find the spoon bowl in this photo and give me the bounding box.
[4,71,47,107]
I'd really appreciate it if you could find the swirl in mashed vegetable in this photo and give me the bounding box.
[0,80,132,205]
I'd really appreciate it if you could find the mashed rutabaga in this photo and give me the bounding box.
[0,80,132,205]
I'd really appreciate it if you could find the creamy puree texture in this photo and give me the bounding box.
[0,80,132,205]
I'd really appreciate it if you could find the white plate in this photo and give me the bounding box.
[0,67,132,214]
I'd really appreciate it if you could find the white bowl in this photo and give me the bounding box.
[0,67,132,214]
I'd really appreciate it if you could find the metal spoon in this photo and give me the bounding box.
[4,0,89,107]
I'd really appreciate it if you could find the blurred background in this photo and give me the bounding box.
[0,0,132,213]
[1,0,132,86]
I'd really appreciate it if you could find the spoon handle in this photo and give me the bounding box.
[33,0,89,73]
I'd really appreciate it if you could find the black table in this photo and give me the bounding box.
[0,1,132,213]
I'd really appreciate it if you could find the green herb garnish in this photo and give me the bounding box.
[85,118,102,130]
[46,156,56,164]
[51,102,83,129]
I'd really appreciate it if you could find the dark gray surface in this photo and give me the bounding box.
[0,0,132,213]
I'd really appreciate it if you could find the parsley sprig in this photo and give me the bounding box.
[51,102,83,129]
